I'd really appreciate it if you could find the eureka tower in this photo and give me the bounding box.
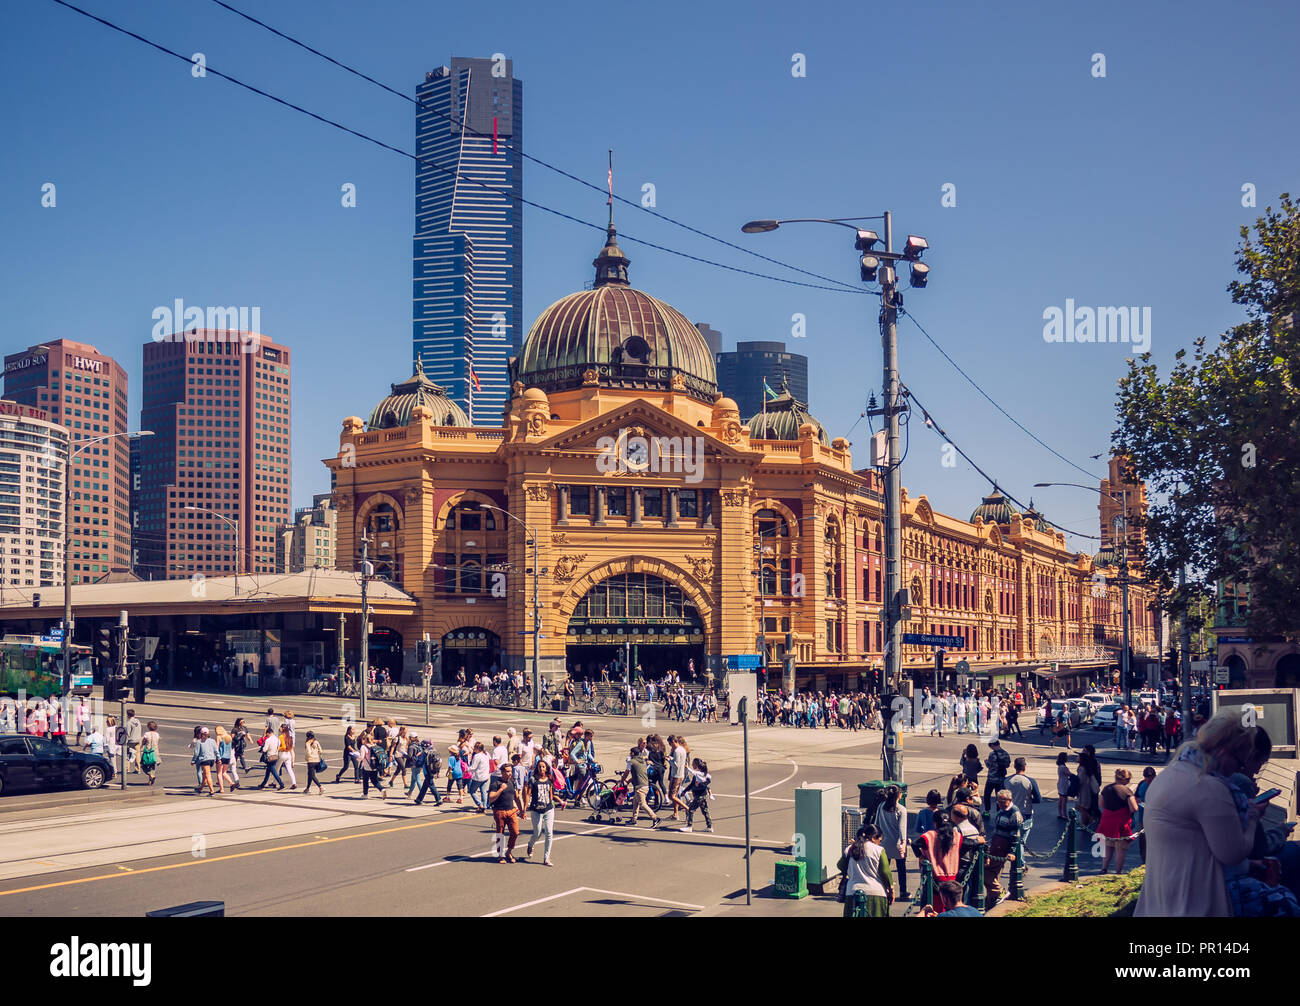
[413,56,523,424]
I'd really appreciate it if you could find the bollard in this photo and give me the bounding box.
[919,857,933,908]
[1064,807,1080,882]
[973,844,987,912]
[1010,836,1025,901]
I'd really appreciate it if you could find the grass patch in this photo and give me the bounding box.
[1005,867,1144,917]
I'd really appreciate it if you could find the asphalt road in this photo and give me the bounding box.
[0,689,1119,916]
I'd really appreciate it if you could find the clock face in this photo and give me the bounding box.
[618,430,650,472]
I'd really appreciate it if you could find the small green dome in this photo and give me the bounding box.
[1021,499,1051,533]
[367,360,470,430]
[1093,547,1121,568]
[971,488,1018,525]
[746,381,830,446]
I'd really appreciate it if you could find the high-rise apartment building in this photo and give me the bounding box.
[0,401,67,590]
[277,493,337,572]
[138,329,291,579]
[2,340,129,583]
[414,56,523,424]
[714,340,810,420]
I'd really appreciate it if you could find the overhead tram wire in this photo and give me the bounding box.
[899,307,1104,483]
[204,0,863,294]
[45,0,858,295]
[902,383,1101,543]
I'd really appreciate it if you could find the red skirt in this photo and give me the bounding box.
[1097,807,1133,839]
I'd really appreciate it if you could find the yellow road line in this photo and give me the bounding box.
[0,814,468,897]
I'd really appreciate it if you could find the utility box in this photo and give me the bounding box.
[794,782,842,891]
[773,859,808,899]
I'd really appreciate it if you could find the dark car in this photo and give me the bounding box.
[0,735,114,795]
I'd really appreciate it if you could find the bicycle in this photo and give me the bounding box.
[554,764,607,814]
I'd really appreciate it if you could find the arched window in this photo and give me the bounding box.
[459,559,483,593]
[755,508,788,542]
[445,500,496,531]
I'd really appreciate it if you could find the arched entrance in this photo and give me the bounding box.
[1275,653,1300,688]
[565,572,704,681]
[1224,654,1248,688]
[441,627,501,683]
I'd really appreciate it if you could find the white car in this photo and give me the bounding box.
[1137,691,1159,707]
[1082,692,1110,711]
[1092,703,1121,730]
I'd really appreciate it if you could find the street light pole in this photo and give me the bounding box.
[359,530,371,724]
[183,505,241,597]
[742,211,928,787]
[61,430,152,697]
[879,211,907,786]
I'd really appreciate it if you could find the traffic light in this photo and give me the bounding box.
[133,659,146,705]
[1165,646,1179,679]
[429,643,440,666]
[97,626,113,664]
[416,639,427,663]
[103,675,124,703]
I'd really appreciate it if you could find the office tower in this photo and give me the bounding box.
[3,340,129,583]
[277,493,337,572]
[695,323,723,356]
[138,330,291,579]
[414,56,523,424]
[714,340,810,420]
[0,401,67,589]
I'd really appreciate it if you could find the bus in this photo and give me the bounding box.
[0,635,94,697]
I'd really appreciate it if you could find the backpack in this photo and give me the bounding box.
[1066,772,1080,798]
[370,744,389,772]
[428,747,443,774]
[410,745,426,769]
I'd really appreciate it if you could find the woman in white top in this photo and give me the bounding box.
[840,824,894,917]
[468,742,491,813]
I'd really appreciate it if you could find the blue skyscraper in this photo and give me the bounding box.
[413,57,523,425]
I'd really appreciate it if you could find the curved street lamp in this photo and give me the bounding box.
[61,430,153,696]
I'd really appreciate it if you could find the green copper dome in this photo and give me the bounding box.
[512,224,719,403]
[746,380,830,446]
[1093,547,1121,568]
[970,488,1018,525]
[367,360,470,430]
[1021,499,1051,533]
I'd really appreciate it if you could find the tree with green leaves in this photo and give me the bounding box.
[1113,193,1299,640]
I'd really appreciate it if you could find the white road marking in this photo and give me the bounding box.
[750,756,798,795]
[713,793,794,803]
[405,825,612,872]
[482,886,704,917]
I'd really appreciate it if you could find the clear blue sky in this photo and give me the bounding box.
[4,0,1296,552]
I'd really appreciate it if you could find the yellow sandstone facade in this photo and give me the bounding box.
[325,226,1158,691]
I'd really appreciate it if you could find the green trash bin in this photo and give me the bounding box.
[857,780,908,821]
[774,859,808,899]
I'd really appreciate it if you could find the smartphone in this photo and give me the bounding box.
[1254,787,1282,804]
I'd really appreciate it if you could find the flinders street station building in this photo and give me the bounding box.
[327,225,1160,693]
